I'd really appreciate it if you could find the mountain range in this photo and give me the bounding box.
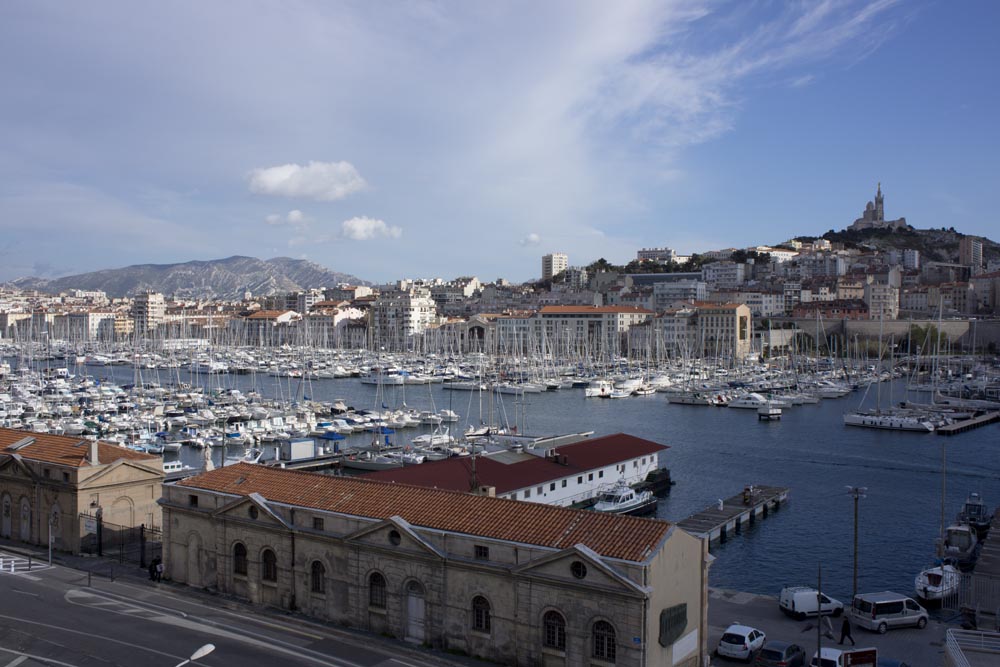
[9,256,369,300]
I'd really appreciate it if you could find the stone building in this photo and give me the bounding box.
[0,429,163,551]
[848,183,908,232]
[162,463,709,667]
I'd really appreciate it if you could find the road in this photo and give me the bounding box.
[708,588,951,667]
[0,549,476,667]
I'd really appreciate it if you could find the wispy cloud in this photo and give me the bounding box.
[519,233,541,247]
[249,161,366,201]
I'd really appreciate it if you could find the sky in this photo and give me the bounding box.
[1,1,997,284]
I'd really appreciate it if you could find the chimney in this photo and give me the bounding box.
[89,440,100,466]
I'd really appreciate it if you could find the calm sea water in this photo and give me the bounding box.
[85,365,1000,603]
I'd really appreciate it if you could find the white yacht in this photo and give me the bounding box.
[843,410,935,432]
[584,379,614,398]
[914,564,960,601]
[591,479,657,516]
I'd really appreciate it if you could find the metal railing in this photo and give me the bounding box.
[945,629,1000,667]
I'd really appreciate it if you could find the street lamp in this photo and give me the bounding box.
[174,643,215,667]
[846,486,867,600]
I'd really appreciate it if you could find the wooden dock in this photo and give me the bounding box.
[676,485,790,544]
[936,411,1000,436]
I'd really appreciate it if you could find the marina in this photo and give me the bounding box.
[1,343,998,605]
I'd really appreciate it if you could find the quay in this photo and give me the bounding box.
[936,411,1000,436]
[676,485,789,544]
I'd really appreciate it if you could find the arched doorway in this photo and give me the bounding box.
[1,495,11,538]
[19,498,32,542]
[404,580,426,643]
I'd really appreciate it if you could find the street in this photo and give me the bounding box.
[0,549,478,667]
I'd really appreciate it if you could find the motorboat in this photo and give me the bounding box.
[914,564,960,601]
[584,379,614,398]
[942,523,980,569]
[957,492,991,538]
[591,479,658,516]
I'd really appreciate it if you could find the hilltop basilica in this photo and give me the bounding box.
[848,183,908,232]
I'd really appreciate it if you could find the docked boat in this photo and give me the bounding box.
[914,563,960,602]
[584,379,614,398]
[591,479,658,516]
[942,523,980,570]
[843,410,935,432]
[957,492,992,538]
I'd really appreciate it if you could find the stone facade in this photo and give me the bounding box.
[161,465,708,667]
[0,429,163,552]
[848,184,908,232]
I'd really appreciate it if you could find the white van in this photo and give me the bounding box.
[779,586,844,620]
[849,591,928,633]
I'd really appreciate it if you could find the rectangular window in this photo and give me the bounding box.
[588,473,593,481]
[43,468,50,478]
[577,476,583,484]
[474,545,489,560]
[599,471,604,478]
[537,486,543,494]
[188,494,199,507]
[524,489,531,498]
[63,472,70,483]
[561,479,567,488]
[550,483,556,491]
[313,517,325,531]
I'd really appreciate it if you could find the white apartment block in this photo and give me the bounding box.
[372,287,438,349]
[132,291,166,333]
[694,303,753,359]
[863,283,900,320]
[496,306,652,356]
[541,253,568,280]
[652,280,707,310]
[701,261,745,289]
[636,247,677,263]
[66,311,116,341]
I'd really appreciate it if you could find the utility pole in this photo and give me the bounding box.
[847,486,867,600]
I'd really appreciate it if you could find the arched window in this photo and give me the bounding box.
[233,543,248,576]
[543,610,566,651]
[472,596,491,633]
[261,548,277,582]
[369,572,386,609]
[592,620,616,662]
[310,560,325,594]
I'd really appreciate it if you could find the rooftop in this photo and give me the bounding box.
[177,461,671,562]
[0,428,158,468]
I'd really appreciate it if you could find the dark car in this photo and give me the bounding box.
[877,659,911,667]
[756,640,806,667]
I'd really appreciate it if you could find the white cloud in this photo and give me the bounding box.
[341,216,401,241]
[249,161,366,201]
[519,233,541,247]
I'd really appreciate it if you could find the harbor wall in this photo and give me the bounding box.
[776,318,1000,350]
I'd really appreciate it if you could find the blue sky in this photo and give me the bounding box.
[1,1,997,284]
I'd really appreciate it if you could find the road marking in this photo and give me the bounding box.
[0,645,88,667]
[2,656,28,667]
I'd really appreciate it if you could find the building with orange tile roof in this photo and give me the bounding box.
[162,463,709,666]
[0,428,163,553]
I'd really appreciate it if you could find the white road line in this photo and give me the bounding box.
[2,655,28,667]
[0,647,77,667]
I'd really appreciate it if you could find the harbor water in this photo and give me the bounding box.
[66,365,1000,605]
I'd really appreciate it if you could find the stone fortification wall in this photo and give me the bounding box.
[774,318,1000,349]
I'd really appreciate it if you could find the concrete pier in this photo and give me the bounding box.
[676,485,789,544]
[936,411,1000,436]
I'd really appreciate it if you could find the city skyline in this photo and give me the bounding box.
[1,1,998,283]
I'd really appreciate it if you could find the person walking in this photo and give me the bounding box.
[839,616,855,646]
[147,559,157,581]
[155,559,164,582]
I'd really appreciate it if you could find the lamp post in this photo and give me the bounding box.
[846,486,867,600]
[174,643,215,667]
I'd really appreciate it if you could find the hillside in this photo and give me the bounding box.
[9,256,369,300]
[803,227,1000,264]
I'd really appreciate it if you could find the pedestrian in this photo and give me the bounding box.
[147,559,157,581]
[839,616,855,646]
[155,559,164,582]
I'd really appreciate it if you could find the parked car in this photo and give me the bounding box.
[717,624,766,662]
[756,640,806,667]
[849,591,928,633]
[779,586,845,620]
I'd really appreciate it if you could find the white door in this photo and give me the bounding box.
[1,496,11,538]
[405,581,426,643]
[19,499,31,541]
